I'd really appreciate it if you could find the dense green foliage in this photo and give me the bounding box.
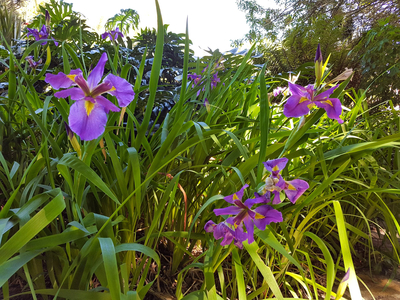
[0,1,399,299]
[105,9,140,35]
[0,0,27,46]
[235,0,400,106]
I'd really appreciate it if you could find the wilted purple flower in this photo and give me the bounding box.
[283,82,343,123]
[101,27,124,41]
[25,56,42,68]
[45,52,135,141]
[259,158,309,204]
[27,24,58,46]
[213,185,283,243]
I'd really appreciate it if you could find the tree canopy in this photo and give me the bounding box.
[236,0,399,42]
[235,0,400,106]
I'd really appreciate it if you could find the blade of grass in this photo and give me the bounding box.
[257,63,269,182]
[333,201,362,300]
[99,238,121,300]
[303,231,335,300]
[232,248,246,300]
[244,241,284,300]
[0,189,65,265]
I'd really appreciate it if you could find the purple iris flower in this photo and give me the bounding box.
[188,73,202,87]
[101,27,124,41]
[260,158,309,204]
[188,73,205,96]
[27,25,49,45]
[264,157,288,177]
[213,185,282,243]
[205,218,246,248]
[283,82,343,123]
[27,24,58,46]
[211,72,220,89]
[25,56,42,68]
[45,52,135,141]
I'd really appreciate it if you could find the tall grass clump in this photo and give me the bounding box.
[0,1,399,299]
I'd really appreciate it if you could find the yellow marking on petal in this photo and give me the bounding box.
[233,193,239,200]
[85,101,95,116]
[110,86,116,91]
[272,165,279,172]
[324,99,333,107]
[288,184,297,191]
[299,96,309,103]
[67,74,77,82]
[255,213,265,219]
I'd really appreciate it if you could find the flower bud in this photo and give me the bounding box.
[64,122,81,158]
[204,98,211,113]
[335,268,350,300]
[315,43,323,86]
[314,43,322,63]
[45,10,50,28]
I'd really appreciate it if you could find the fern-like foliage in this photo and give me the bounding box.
[105,8,140,36]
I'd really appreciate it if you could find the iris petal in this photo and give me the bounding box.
[314,97,343,123]
[54,88,85,100]
[95,95,120,113]
[288,82,310,98]
[284,94,312,118]
[68,100,107,141]
[223,184,249,204]
[204,220,216,233]
[87,53,108,89]
[284,179,309,203]
[253,205,283,230]
[214,206,242,216]
[263,158,288,176]
[243,217,254,244]
[104,74,135,107]
[244,196,265,207]
[313,85,339,101]
[74,75,91,96]
[45,69,83,89]
[45,72,74,89]
[91,82,113,98]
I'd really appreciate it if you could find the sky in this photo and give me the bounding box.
[66,0,251,57]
